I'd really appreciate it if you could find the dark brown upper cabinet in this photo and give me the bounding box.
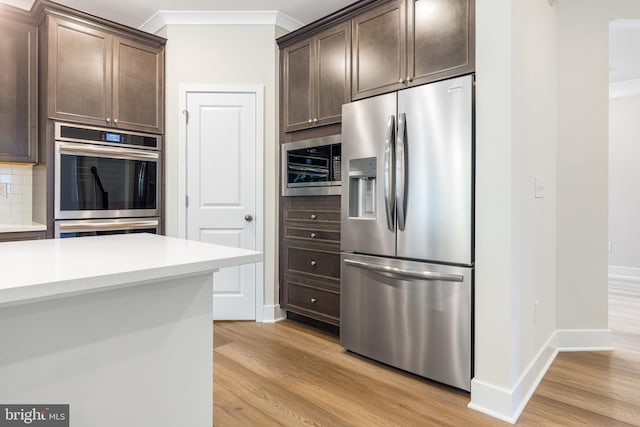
[352,0,474,100]
[282,22,351,132]
[0,7,37,163]
[44,13,164,134]
[352,0,407,100]
[408,0,475,87]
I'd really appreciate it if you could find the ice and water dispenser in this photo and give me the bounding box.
[348,157,377,219]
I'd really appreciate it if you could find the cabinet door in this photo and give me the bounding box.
[408,0,474,86]
[47,16,112,127]
[112,36,164,134]
[352,0,406,100]
[315,22,351,127]
[0,17,37,163]
[282,38,313,132]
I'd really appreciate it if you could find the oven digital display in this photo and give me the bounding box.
[105,133,121,143]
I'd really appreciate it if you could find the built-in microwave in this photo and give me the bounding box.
[281,135,341,196]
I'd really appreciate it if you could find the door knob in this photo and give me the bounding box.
[244,214,253,222]
[310,260,317,267]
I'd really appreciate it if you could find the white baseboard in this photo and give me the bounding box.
[262,304,286,323]
[608,265,640,284]
[469,328,613,423]
[468,333,557,424]
[553,329,612,351]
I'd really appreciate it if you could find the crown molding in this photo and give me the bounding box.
[610,78,640,98]
[139,10,303,34]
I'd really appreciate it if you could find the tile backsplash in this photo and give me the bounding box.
[0,165,33,224]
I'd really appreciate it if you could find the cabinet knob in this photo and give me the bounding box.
[407,76,413,82]
[310,298,317,304]
[399,78,405,84]
[310,214,317,220]
[310,260,317,267]
[313,118,318,123]
[310,232,317,239]
[106,117,111,124]
[113,118,119,125]
[308,119,313,124]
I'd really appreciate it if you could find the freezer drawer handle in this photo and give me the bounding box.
[343,259,463,282]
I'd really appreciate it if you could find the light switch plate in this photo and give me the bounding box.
[535,177,545,198]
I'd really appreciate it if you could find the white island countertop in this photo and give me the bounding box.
[0,233,262,308]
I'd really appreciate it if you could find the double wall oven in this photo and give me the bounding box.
[54,122,161,238]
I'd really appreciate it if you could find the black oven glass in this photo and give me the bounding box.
[59,154,157,211]
[287,143,341,185]
[59,228,157,238]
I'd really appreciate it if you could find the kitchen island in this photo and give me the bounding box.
[0,233,261,427]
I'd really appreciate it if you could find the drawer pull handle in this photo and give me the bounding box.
[310,298,317,304]
[310,214,318,220]
[310,233,317,238]
[310,260,317,267]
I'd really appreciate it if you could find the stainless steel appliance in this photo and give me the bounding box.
[340,75,474,391]
[54,122,160,220]
[282,135,341,196]
[55,218,160,238]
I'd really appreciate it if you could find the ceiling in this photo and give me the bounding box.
[4,0,357,29]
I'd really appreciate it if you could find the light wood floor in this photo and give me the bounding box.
[213,282,640,426]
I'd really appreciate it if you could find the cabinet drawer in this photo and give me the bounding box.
[286,209,340,224]
[287,246,340,279]
[286,280,340,320]
[285,226,340,244]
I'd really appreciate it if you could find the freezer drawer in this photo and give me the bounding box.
[340,253,472,391]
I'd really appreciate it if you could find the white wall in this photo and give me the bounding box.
[609,94,640,276]
[160,24,283,313]
[556,0,640,330]
[471,0,558,421]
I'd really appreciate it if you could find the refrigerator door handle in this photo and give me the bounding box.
[396,112,408,231]
[384,115,396,231]
[343,258,464,282]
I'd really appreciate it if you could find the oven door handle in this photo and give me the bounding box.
[58,219,160,232]
[58,142,159,161]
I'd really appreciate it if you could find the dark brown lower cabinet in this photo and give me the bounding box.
[280,196,341,327]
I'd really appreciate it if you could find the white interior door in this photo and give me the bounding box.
[186,91,257,320]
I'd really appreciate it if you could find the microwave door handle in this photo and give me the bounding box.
[288,165,330,174]
[384,115,396,232]
[396,112,407,231]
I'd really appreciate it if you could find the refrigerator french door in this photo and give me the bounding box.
[340,74,474,391]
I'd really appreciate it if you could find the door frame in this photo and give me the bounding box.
[178,84,265,322]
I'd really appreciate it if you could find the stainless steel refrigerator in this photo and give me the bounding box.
[340,74,474,391]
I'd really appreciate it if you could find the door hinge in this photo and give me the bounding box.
[183,109,189,124]
[185,195,189,208]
